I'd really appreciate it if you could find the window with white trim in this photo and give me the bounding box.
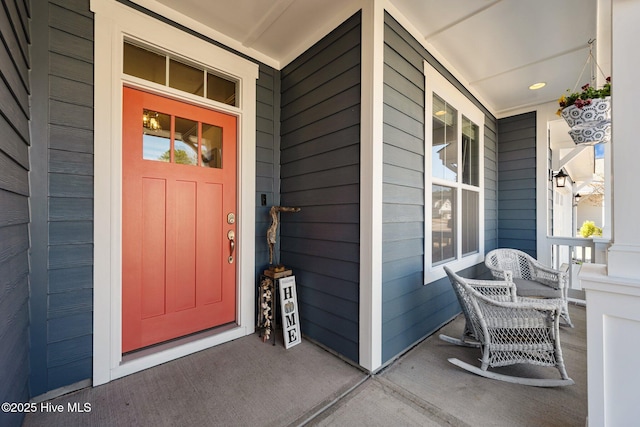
[424,62,484,283]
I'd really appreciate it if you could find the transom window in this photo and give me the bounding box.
[123,41,238,107]
[424,62,484,283]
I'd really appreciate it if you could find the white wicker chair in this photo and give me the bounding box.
[485,248,573,327]
[442,267,574,387]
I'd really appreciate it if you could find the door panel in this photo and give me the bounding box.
[198,182,224,304]
[122,87,237,353]
[141,177,167,319]
[174,180,197,311]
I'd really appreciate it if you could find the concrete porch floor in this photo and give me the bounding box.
[23,304,586,426]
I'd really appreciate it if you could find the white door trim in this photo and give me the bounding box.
[91,0,258,385]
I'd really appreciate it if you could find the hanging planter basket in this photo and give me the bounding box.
[561,96,611,145]
[561,96,611,127]
[567,120,611,145]
[557,40,611,145]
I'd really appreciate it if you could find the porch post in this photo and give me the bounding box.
[580,1,640,425]
[605,2,640,279]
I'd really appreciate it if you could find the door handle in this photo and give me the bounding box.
[228,230,235,263]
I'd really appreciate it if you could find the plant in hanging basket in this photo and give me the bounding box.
[557,77,611,123]
[558,77,611,112]
[557,77,611,115]
[557,77,611,144]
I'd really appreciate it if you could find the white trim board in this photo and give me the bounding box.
[358,0,384,372]
[91,0,258,385]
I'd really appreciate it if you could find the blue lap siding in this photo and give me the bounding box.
[0,1,31,426]
[28,0,95,397]
[279,13,362,362]
[497,112,537,257]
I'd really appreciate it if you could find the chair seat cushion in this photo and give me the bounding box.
[513,278,562,298]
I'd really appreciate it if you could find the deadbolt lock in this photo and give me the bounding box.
[227,213,235,224]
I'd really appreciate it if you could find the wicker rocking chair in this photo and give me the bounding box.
[485,248,573,327]
[442,266,574,387]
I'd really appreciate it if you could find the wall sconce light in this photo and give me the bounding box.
[573,193,582,207]
[554,170,568,188]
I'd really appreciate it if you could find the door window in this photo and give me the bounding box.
[140,110,223,168]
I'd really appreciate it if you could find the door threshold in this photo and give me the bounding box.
[122,322,238,363]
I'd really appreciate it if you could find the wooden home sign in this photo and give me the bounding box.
[278,276,301,349]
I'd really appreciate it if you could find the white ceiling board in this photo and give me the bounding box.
[250,0,362,66]
[391,0,598,114]
[426,0,596,81]
[474,46,593,114]
[390,0,501,37]
[134,0,603,116]
[153,0,273,42]
[152,0,361,68]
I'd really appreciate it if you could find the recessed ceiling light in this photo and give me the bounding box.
[529,82,546,90]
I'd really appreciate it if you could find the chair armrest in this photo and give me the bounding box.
[529,259,567,289]
[464,275,517,302]
[485,263,508,280]
[493,298,561,313]
[518,296,564,311]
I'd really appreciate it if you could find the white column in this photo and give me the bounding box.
[597,0,612,246]
[581,2,640,425]
[607,0,640,278]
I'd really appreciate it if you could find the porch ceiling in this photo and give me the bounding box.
[136,0,600,117]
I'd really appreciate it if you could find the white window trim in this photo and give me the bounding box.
[424,61,485,284]
[91,0,258,385]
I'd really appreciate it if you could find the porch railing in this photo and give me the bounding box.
[547,236,597,300]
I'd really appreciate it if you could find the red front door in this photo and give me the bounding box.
[122,87,237,353]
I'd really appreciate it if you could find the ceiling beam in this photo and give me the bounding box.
[423,0,502,40]
[242,0,296,48]
[468,44,590,86]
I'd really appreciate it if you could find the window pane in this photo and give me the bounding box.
[169,59,204,96]
[201,123,223,168]
[123,42,238,108]
[142,109,171,162]
[432,94,458,182]
[462,116,479,186]
[124,42,166,85]
[462,190,479,256]
[432,185,456,264]
[174,117,199,166]
[207,73,237,107]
